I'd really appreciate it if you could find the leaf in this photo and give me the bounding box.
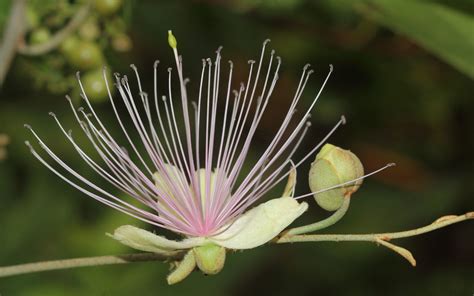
[361,0,474,79]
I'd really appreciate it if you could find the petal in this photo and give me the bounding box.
[153,164,187,196]
[210,197,308,249]
[108,225,206,253]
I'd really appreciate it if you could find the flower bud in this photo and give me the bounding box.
[309,143,364,211]
[193,243,226,275]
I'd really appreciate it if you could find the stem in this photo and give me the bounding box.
[17,4,90,56]
[284,196,351,236]
[0,212,471,278]
[277,211,473,265]
[0,252,184,278]
[277,211,473,243]
[0,0,27,87]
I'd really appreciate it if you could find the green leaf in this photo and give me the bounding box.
[362,0,474,79]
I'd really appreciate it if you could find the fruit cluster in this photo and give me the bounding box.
[21,0,131,102]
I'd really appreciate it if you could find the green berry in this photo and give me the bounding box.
[59,35,80,54]
[79,19,100,41]
[94,0,122,16]
[81,68,112,103]
[29,28,51,45]
[65,41,104,70]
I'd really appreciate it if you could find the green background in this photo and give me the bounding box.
[1,0,473,295]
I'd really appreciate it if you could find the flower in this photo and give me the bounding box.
[24,31,347,283]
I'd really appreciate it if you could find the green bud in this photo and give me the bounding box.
[309,143,364,211]
[193,243,226,275]
[168,30,177,49]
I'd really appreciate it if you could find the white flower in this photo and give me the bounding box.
[24,31,346,283]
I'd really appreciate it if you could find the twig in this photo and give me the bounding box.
[17,4,90,56]
[276,212,473,264]
[0,212,471,278]
[0,252,184,278]
[277,211,473,243]
[0,0,27,87]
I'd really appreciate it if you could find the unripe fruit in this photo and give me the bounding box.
[309,143,364,211]
[81,68,112,103]
[79,19,100,41]
[29,28,51,45]
[59,35,80,54]
[94,0,122,16]
[65,41,104,70]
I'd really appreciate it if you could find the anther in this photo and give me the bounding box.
[340,115,346,125]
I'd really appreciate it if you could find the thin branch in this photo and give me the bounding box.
[0,0,27,87]
[277,212,473,243]
[0,212,471,278]
[17,4,90,56]
[276,212,473,264]
[0,252,184,278]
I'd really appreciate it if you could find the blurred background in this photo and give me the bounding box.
[0,0,473,295]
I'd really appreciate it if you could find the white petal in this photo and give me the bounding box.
[108,225,206,253]
[153,164,187,196]
[210,197,308,249]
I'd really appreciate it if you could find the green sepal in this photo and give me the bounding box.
[167,250,196,285]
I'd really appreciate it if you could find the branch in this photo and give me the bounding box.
[0,212,471,278]
[276,211,473,265]
[17,4,90,56]
[0,252,184,278]
[0,0,27,87]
